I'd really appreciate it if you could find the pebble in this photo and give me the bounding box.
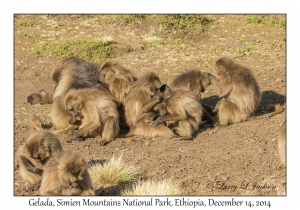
[259,147,266,152]
[276,78,283,82]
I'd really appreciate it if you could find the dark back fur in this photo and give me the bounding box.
[169,69,212,99]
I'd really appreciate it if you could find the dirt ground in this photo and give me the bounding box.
[13,14,286,196]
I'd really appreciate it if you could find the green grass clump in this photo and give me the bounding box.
[121,179,182,196]
[88,155,139,185]
[158,14,211,31]
[32,38,114,60]
[15,20,34,27]
[245,15,286,27]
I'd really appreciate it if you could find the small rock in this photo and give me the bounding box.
[259,147,266,152]
[276,78,283,82]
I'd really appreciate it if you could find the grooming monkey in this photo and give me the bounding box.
[124,71,176,138]
[16,130,63,190]
[39,150,94,196]
[169,69,214,100]
[169,69,217,123]
[65,88,119,146]
[97,60,137,128]
[211,56,262,125]
[150,84,203,139]
[98,60,137,104]
[277,120,286,166]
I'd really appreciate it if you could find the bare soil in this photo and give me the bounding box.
[14,14,286,196]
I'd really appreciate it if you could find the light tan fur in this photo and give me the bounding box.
[51,57,107,129]
[212,56,261,125]
[169,69,217,123]
[169,69,214,100]
[98,60,137,104]
[51,56,94,85]
[65,88,119,146]
[16,130,63,190]
[278,120,286,165]
[124,72,176,138]
[98,60,137,128]
[39,150,94,196]
[151,84,203,139]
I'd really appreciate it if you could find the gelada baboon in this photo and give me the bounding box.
[16,130,63,190]
[151,84,203,139]
[124,72,176,138]
[98,60,137,128]
[51,60,106,129]
[51,56,94,85]
[278,120,286,166]
[212,56,262,125]
[98,60,137,104]
[27,89,53,105]
[169,69,218,123]
[39,150,94,196]
[169,69,214,100]
[65,88,119,146]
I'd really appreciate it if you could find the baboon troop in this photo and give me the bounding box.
[18,55,285,195]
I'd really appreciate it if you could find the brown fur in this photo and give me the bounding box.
[65,88,119,146]
[51,59,108,129]
[98,60,137,128]
[51,56,93,85]
[212,56,261,125]
[169,69,217,123]
[16,130,63,190]
[278,120,286,165]
[39,150,94,196]
[169,69,214,100]
[151,84,203,139]
[27,90,53,105]
[124,72,176,138]
[98,60,137,104]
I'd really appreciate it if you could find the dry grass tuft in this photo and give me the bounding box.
[88,155,139,185]
[121,178,182,196]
